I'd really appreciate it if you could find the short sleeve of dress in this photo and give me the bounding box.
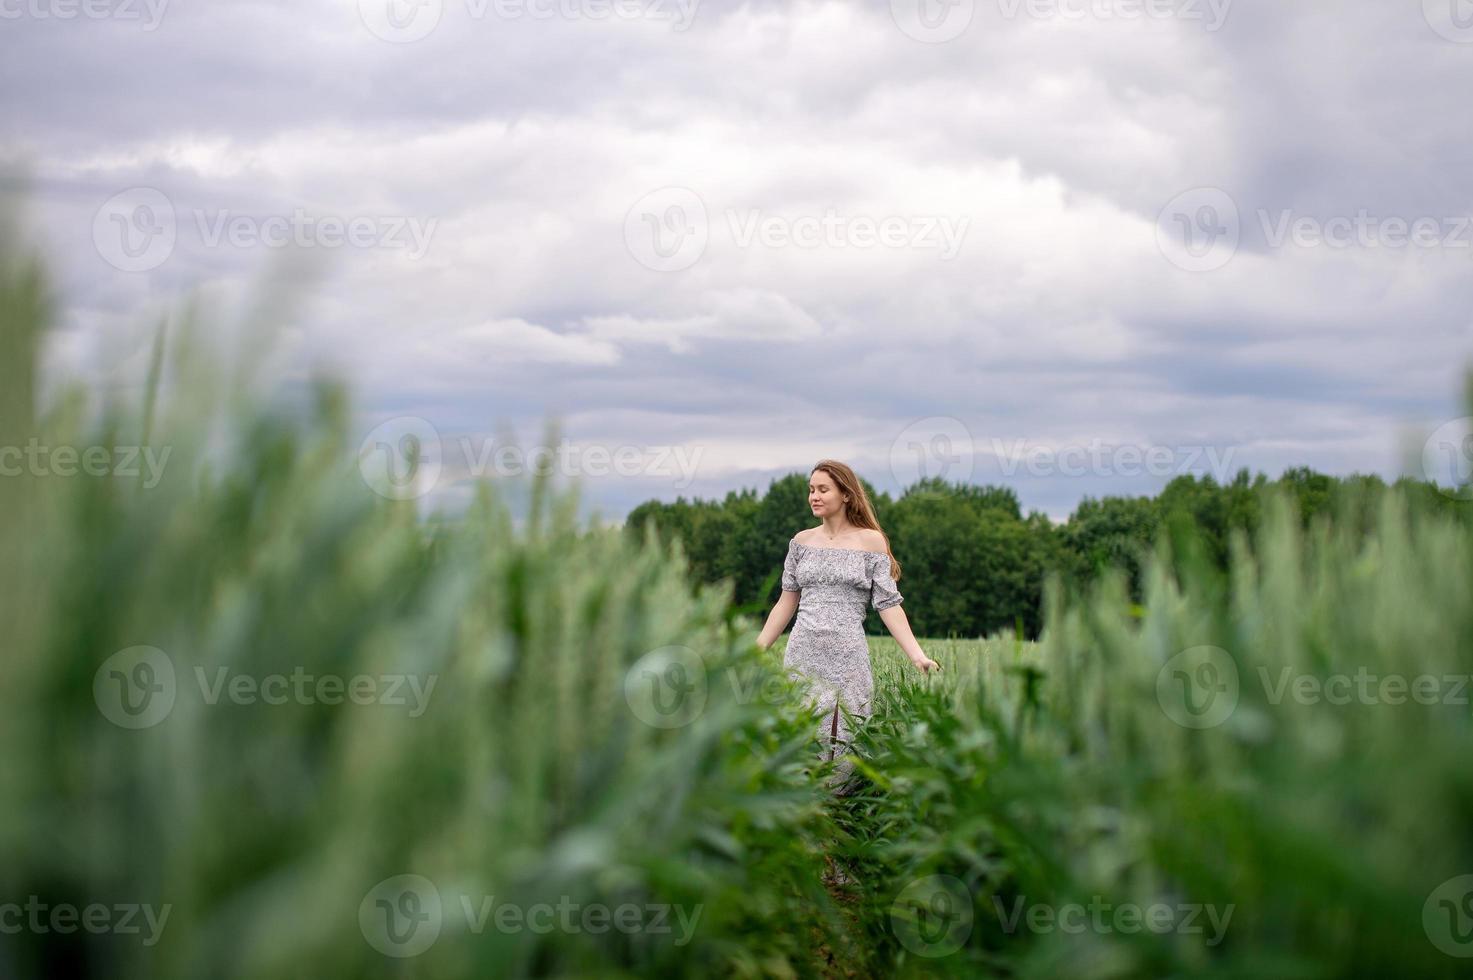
[781,539,800,592]
[869,552,903,611]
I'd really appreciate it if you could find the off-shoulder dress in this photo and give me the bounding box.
[780,538,904,791]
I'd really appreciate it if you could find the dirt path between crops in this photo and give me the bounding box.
[810,868,871,979]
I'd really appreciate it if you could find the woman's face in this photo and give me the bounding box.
[808,470,846,518]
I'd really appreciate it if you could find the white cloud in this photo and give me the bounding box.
[439,317,622,366]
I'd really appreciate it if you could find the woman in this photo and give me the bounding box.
[755,460,940,799]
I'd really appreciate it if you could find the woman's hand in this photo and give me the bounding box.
[909,652,941,674]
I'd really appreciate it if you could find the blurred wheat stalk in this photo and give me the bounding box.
[841,411,1473,978]
[0,202,853,979]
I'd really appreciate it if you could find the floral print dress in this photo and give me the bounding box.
[781,538,904,791]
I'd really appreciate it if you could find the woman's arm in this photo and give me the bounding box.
[755,591,799,652]
[879,605,941,673]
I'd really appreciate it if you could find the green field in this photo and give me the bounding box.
[3,218,1472,978]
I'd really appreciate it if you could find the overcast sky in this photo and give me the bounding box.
[4,0,1472,523]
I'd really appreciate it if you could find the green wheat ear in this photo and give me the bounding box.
[0,196,851,979]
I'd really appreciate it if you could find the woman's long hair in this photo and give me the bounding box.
[811,459,901,582]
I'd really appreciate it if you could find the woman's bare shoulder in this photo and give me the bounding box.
[792,527,888,551]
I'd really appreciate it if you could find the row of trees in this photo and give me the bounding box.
[624,468,1469,640]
